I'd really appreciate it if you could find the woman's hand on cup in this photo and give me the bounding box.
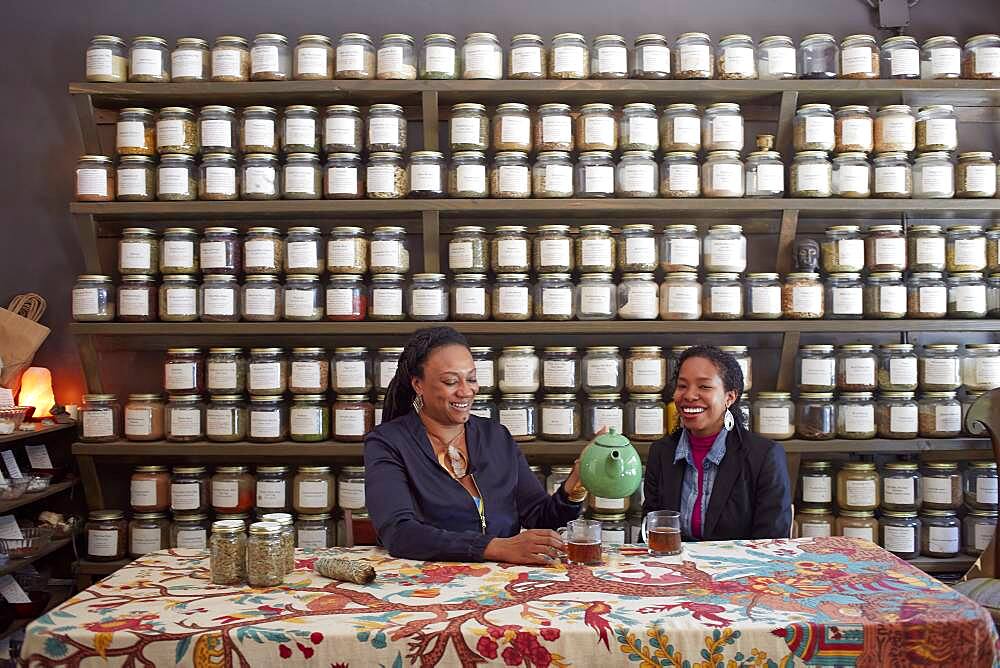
[484,530,565,565]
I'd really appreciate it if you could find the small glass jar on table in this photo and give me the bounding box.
[753,392,795,441]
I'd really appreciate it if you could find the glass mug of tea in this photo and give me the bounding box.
[641,510,682,556]
[559,519,603,565]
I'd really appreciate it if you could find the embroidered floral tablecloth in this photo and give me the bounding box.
[20,537,1000,667]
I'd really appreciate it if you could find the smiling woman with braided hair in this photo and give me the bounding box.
[365,326,586,564]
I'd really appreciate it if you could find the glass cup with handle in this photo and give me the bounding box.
[558,518,603,565]
[642,510,682,555]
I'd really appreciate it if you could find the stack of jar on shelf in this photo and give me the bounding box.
[753,342,1000,441]
[795,460,998,560]
[86,32,1000,83]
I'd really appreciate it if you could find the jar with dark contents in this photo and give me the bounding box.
[171,466,209,514]
[200,227,241,276]
[799,461,833,506]
[540,394,580,441]
[796,393,835,440]
[865,225,906,272]
[880,511,920,559]
[248,348,288,396]
[965,462,999,511]
[205,395,247,443]
[625,394,665,442]
[584,394,623,439]
[116,155,155,201]
[164,347,203,395]
[876,392,918,439]
[247,396,286,443]
[863,272,906,319]
[964,510,997,556]
[921,462,962,510]
[241,276,282,322]
[165,395,204,442]
[920,509,960,558]
[498,394,537,442]
[534,225,573,274]
[118,275,157,322]
[836,392,876,439]
[199,276,239,322]
[882,462,920,512]
[129,512,170,557]
[79,394,121,443]
[87,510,128,562]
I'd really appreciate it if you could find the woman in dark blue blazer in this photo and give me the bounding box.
[365,327,586,564]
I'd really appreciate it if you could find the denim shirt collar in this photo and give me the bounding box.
[674,427,729,467]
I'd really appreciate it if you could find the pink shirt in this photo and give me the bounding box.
[688,432,719,539]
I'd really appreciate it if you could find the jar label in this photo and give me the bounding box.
[679,44,710,72]
[710,286,742,315]
[597,45,627,74]
[156,119,184,148]
[212,480,239,508]
[212,49,242,77]
[584,116,615,146]
[804,116,834,145]
[879,285,906,313]
[795,163,829,193]
[954,237,986,268]
[82,409,114,438]
[456,164,486,192]
[621,283,658,318]
[625,237,656,266]
[245,166,277,194]
[335,360,367,389]
[327,239,359,268]
[165,287,197,316]
[130,478,158,505]
[132,48,162,76]
[371,240,402,268]
[285,290,316,318]
[802,475,831,503]
[584,165,615,194]
[498,286,529,315]
[335,408,366,436]
[131,527,163,555]
[176,528,207,549]
[207,363,239,392]
[116,121,146,149]
[257,480,286,507]
[553,45,584,74]
[628,359,662,388]
[750,286,781,315]
[832,286,862,315]
[285,118,316,147]
[931,47,961,75]
[424,45,455,75]
[297,46,329,76]
[757,406,790,435]
[369,117,400,146]
[251,45,280,73]
[874,166,907,194]
[634,407,664,435]
[196,243,226,271]
[250,409,281,437]
[881,117,915,146]
[165,362,196,390]
[125,407,153,437]
[543,164,573,194]
[924,118,956,148]
[407,164,440,194]
[883,524,915,552]
[668,164,699,193]
[88,529,119,557]
[975,47,1000,74]
[498,165,529,194]
[244,288,277,316]
[666,285,700,315]
[542,406,574,435]
[116,169,148,197]
[845,479,876,506]
[249,362,281,390]
[835,165,869,195]
[976,523,994,551]
[539,239,571,269]
[935,404,962,433]
[87,48,113,76]
[372,288,403,315]
[928,526,959,553]
[380,360,400,388]
[171,482,201,510]
[289,361,320,389]
[923,358,959,386]
[541,115,572,144]
[640,45,670,73]
[464,43,500,78]
[244,119,275,149]
[473,359,494,388]
[580,285,612,314]
[711,163,743,194]
[842,46,873,74]
[202,288,234,316]
[202,166,235,195]
[543,360,575,387]
[592,407,624,434]
[800,358,834,387]
[323,288,353,317]
[581,239,613,267]
[887,357,917,387]
[285,242,318,271]
[842,526,874,541]
[711,115,743,146]
[874,237,905,266]
[337,44,366,71]
[840,118,872,149]
[890,404,918,433]
[890,48,919,76]
[842,404,875,433]
[298,480,329,507]
[502,358,537,387]
[974,357,1000,386]
[766,46,796,74]
[499,408,529,436]
[920,164,953,195]
[450,118,481,147]
[722,46,754,76]
[201,119,232,149]
[291,407,322,436]
[118,290,149,317]
[170,408,201,437]
[156,167,189,196]
[586,359,619,388]
[338,480,365,509]
[602,529,626,545]
[915,237,945,267]
[323,118,358,150]
[510,46,542,75]
[286,165,317,195]
[495,239,526,268]
[627,117,658,148]
[800,521,831,538]
[672,116,700,146]
[791,285,822,314]
[298,527,329,549]
[753,163,784,194]
[966,164,996,191]
[955,285,986,313]
[623,163,655,193]
[500,116,530,145]
[205,408,235,436]
[411,289,444,316]
[919,286,947,314]
[884,477,915,505]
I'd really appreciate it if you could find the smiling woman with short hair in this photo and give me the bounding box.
[642,345,792,541]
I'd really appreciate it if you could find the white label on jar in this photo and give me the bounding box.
[929,526,960,553]
[203,166,235,195]
[212,480,239,508]
[499,408,528,436]
[325,288,354,315]
[510,46,541,74]
[158,167,190,195]
[131,527,163,555]
[846,479,876,506]
[200,242,227,269]
[625,237,656,267]
[290,361,321,389]
[205,408,234,436]
[722,46,754,75]
[425,45,455,75]
[919,286,947,314]
[372,288,403,315]
[754,163,784,194]
[251,45,279,73]
[666,285,700,315]
[170,408,201,437]
[553,45,584,74]
[492,239,525,269]
[843,526,874,542]
[668,163,699,192]
[536,240,568,269]
[328,240,359,268]
[931,47,961,75]
[116,121,146,148]
[668,238,700,267]
[976,524,994,551]
[285,290,316,317]
[337,44,365,71]
[837,165,869,194]
[285,165,317,195]
[767,47,796,74]
[87,48,113,76]
[875,166,907,194]
[498,165,529,193]
[710,286,742,315]
[584,116,615,146]
[338,480,366,509]
[245,239,275,268]
[874,238,905,267]
[498,286,529,314]
[640,45,670,72]
[245,166,276,194]
[298,481,329,508]
[117,169,148,197]
[800,522,831,538]
[832,287,863,315]
[257,480,286,507]
[245,118,275,148]
[411,164,441,192]
[975,357,1000,386]
[581,239,612,267]
[623,164,655,192]
[132,48,162,76]
[298,527,329,549]
[628,117,658,148]
[502,360,535,388]
[297,46,329,75]
[915,237,945,267]
[586,359,619,388]
[171,482,201,511]
[178,284,214,314]
[956,285,986,313]
[156,119,184,148]
[411,289,444,316]
[584,165,615,193]
[212,49,241,77]
[124,406,153,438]
[543,164,573,193]
[796,163,829,192]
[924,118,956,148]
[542,407,574,435]
[802,475,831,503]
[975,47,1000,74]
[176,528,207,549]
[750,285,781,315]
[884,478,915,505]
[843,404,875,433]
[336,360,366,389]
[285,118,316,147]
[801,358,835,386]
[978,478,999,505]
[249,362,281,390]
[540,287,572,316]
[250,410,281,438]
[369,117,400,146]
[464,44,500,78]
[883,524,915,553]
[965,165,997,195]
[711,163,743,193]
[325,117,357,147]
[206,362,237,388]
[287,241,318,270]
[88,529,119,557]
[890,404,918,433]
[379,360,400,389]
[935,404,962,433]
[672,116,700,146]
[335,409,366,436]
[804,116,834,145]
[842,47,873,74]
[791,285,822,314]
[119,243,151,271]
[955,238,986,268]
[923,358,958,386]
[450,118,481,147]
[629,359,662,388]
[473,360,493,388]
[889,357,917,387]
[679,44,710,72]
[920,164,953,194]
[593,408,623,434]
[455,164,486,193]
[882,117,914,145]
[757,406,790,435]
[711,115,743,146]
[543,360,575,388]
[291,407,322,435]
[597,45,627,73]
[634,407,664,435]
[201,119,232,148]
[540,116,572,145]
[82,409,114,438]
[580,286,612,314]
[165,362,196,390]
[879,285,906,313]
[890,47,919,76]
[841,118,872,147]
[130,478,158,506]
[370,240,402,268]
[500,116,530,145]
[244,288,276,316]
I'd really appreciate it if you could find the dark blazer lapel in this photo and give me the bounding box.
[660,438,686,512]
[702,429,744,537]
[404,410,440,465]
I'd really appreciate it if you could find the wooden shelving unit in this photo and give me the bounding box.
[69,77,1000,580]
[0,423,74,445]
[0,481,78,516]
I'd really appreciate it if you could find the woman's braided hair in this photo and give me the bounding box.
[671,345,745,432]
[381,326,470,423]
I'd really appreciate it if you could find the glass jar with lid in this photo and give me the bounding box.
[448,104,488,152]
[575,151,615,198]
[616,224,657,272]
[491,151,531,198]
[196,153,237,201]
[283,275,322,321]
[418,33,455,79]
[211,466,254,514]
[673,32,713,79]
[584,394,624,439]
[717,34,756,80]
[919,344,962,391]
[331,347,371,395]
[882,462,920,512]
[825,273,863,319]
[254,466,292,513]
[946,225,986,273]
[467,349,494,396]
[540,395,581,441]
[116,108,155,157]
[87,35,128,82]
[156,154,197,201]
[493,274,532,321]
[839,34,879,79]
[375,33,416,79]
[794,104,834,152]
[837,392,876,439]
[366,104,406,154]
[703,273,743,320]
[155,107,197,156]
[947,273,987,317]
[963,343,1000,391]
[131,465,170,512]
[407,273,448,321]
[368,275,405,321]
[366,152,407,199]
[964,510,997,556]
[205,395,246,443]
[880,511,921,558]
[448,151,488,197]
[535,273,576,321]
[295,513,334,549]
[116,155,155,202]
[620,103,659,152]
[659,272,702,320]
[291,34,333,80]
[492,103,532,153]
[498,395,537,442]
[335,33,375,79]
[864,272,906,319]
[288,395,329,442]
[324,275,364,322]
[878,344,917,392]
[837,344,877,392]
[164,395,203,442]
[703,151,744,197]
[450,274,489,321]
[498,346,539,394]
[591,34,629,79]
[757,35,797,79]
[582,346,623,394]
[247,396,286,443]
[791,151,832,197]
[661,152,701,197]
[577,104,617,152]
[782,273,824,319]
[549,32,588,79]
[118,228,158,276]
[745,150,784,198]
[837,511,880,543]
[576,225,615,273]
[616,151,658,198]
[957,152,997,198]
[374,347,403,394]
[746,273,782,319]
[918,391,962,437]
[239,106,278,154]
[408,151,445,198]
[753,392,795,441]
[324,153,363,199]
[799,33,837,79]
[660,104,701,153]
[988,274,1000,316]
[86,510,128,562]
[533,104,573,153]
[703,225,746,273]
[920,463,963,511]
[129,36,169,82]
[921,510,960,557]
[796,393,835,440]
[206,347,246,396]
[322,105,363,154]
[577,273,617,320]
[125,394,165,442]
[533,225,572,274]
[369,226,409,274]
[79,394,120,443]
[797,507,835,538]
[632,33,670,78]
[541,347,579,393]
[248,347,287,396]
[907,225,945,273]
[877,392,918,439]
[283,153,321,199]
[799,461,833,506]
[965,462,999,511]
[873,152,912,198]
[881,35,920,79]
[915,105,957,153]
[865,224,906,272]
[199,275,239,322]
[659,225,700,272]
[241,153,280,200]
[623,346,664,394]
[837,462,880,511]
[703,104,744,153]
[921,36,961,79]
[245,522,284,587]
[509,34,545,79]
[462,32,502,80]
[241,275,281,322]
[197,106,235,156]
[283,226,323,275]
[625,394,665,442]
[963,34,1000,79]
[333,395,374,441]
[834,107,874,156]
[164,347,203,395]
[908,269,948,316]
[874,106,915,153]
[532,152,574,198]
[913,152,954,199]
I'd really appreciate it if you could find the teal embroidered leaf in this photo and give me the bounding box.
[175,636,191,663]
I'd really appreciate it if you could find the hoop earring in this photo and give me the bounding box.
[723,408,735,431]
[412,394,424,413]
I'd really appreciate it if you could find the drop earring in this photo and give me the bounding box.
[723,406,735,431]
[412,394,424,413]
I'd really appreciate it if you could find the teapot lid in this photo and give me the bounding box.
[593,428,631,448]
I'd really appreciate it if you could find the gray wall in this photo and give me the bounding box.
[1,0,999,402]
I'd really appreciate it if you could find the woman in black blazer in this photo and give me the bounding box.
[642,345,792,541]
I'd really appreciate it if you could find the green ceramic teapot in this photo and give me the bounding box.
[578,428,643,499]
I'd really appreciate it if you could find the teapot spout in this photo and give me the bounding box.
[605,450,625,478]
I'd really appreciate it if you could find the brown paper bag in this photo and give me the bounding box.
[0,307,50,395]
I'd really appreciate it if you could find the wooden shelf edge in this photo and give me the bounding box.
[0,536,78,578]
[908,554,977,574]
[0,423,75,445]
[0,480,79,515]
[76,558,133,575]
